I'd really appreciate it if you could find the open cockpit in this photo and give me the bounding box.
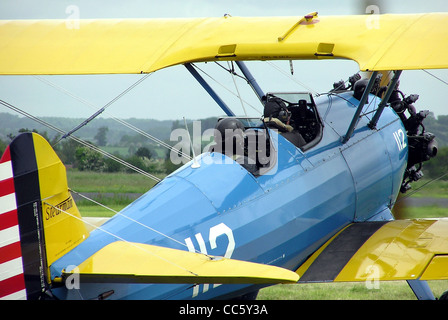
[208,92,324,176]
[263,92,323,151]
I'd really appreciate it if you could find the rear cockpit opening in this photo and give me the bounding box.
[208,117,274,176]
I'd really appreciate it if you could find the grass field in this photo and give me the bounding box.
[67,170,448,299]
[401,205,448,218]
[67,169,157,216]
[67,169,161,194]
[405,179,448,198]
[257,280,448,300]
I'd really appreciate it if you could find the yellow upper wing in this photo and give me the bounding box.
[296,219,448,283]
[0,13,447,75]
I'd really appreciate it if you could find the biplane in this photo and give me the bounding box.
[1,12,448,300]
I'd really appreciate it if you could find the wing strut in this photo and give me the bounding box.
[184,63,235,116]
[342,71,378,143]
[368,70,402,129]
[407,279,435,300]
[235,61,265,102]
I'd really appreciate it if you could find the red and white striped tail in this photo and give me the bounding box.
[0,147,27,300]
[1,132,90,299]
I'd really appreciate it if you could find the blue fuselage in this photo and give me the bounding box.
[51,92,408,299]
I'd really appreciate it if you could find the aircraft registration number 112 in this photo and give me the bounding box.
[393,129,407,151]
[184,223,235,298]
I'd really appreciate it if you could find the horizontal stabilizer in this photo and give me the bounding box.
[296,219,448,282]
[61,241,300,284]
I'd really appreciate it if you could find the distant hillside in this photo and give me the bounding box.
[0,112,175,145]
[1,111,447,146]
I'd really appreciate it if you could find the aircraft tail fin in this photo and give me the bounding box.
[0,133,88,300]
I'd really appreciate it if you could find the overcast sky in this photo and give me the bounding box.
[0,0,447,121]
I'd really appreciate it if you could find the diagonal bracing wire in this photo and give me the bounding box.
[265,61,320,96]
[192,63,262,115]
[34,75,191,161]
[0,99,161,182]
[53,73,152,144]
[69,188,210,256]
[227,61,248,117]
[43,200,201,276]
[422,69,448,87]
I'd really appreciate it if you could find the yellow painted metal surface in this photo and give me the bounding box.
[32,133,89,268]
[0,13,447,75]
[421,255,448,280]
[64,241,300,284]
[335,219,448,282]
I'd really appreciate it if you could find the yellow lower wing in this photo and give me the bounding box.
[297,219,448,282]
[61,241,299,284]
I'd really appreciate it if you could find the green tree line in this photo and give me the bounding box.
[1,115,447,179]
[0,127,178,175]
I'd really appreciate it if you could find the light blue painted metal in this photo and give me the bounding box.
[367,208,395,222]
[51,88,409,300]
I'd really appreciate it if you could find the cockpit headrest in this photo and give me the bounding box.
[214,118,245,143]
